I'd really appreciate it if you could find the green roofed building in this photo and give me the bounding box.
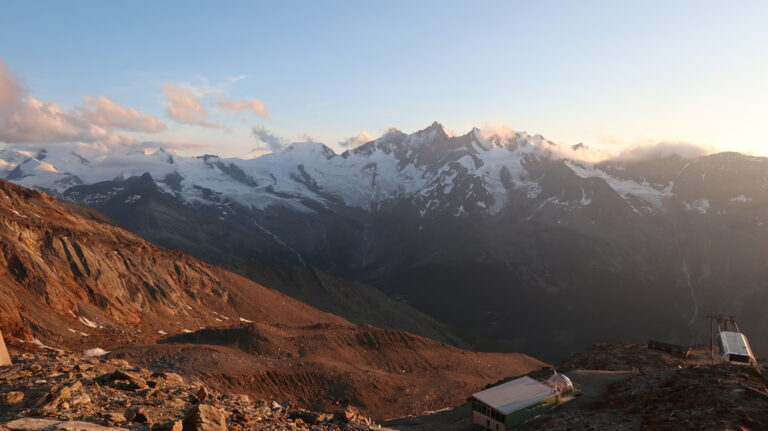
[470,376,562,429]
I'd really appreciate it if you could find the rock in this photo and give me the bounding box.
[36,380,83,410]
[107,360,130,368]
[194,386,208,402]
[5,418,59,430]
[137,387,157,399]
[101,413,126,423]
[150,421,183,431]
[4,391,25,404]
[55,421,129,431]
[182,403,226,431]
[289,410,322,425]
[221,394,249,404]
[101,371,146,391]
[124,407,150,423]
[333,406,358,422]
[69,393,91,407]
[151,372,184,385]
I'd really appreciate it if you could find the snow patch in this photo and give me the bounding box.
[83,348,110,357]
[78,316,100,328]
[731,194,752,203]
[30,338,63,353]
[691,199,710,214]
[124,194,142,204]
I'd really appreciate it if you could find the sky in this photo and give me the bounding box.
[0,0,767,158]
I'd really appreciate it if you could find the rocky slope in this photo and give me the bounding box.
[0,178,545,419]
[0,349,387,430]
[230,261,467,348]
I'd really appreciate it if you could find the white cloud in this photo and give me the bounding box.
[218,98,269,119]
[251,126,288,153]
[0,59,197,151]
[0,59,23,112]
[163,83,220,128]
[610,141,714,162]
[81,95,166,133]
[0,95,142,145]
[337,131,374,148]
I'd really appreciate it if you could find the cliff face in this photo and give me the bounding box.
[0,178,345,346]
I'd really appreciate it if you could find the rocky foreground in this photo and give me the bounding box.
[0,351,389,431]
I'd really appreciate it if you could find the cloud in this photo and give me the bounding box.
[337,131,374,148]
[0,60,179,149]
[0,95,121,145]
[80,95,166,133]
[251,126,288,153]
[610,141,714,162]
[163,83,220,128]
[0,59,23,112]
[218,98,269,119]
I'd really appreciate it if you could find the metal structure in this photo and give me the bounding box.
[708,315,739,359]
[707,315,757,368]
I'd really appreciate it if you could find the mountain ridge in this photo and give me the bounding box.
[3,123,767,360]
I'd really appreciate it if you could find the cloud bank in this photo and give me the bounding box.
[0,60,201,151]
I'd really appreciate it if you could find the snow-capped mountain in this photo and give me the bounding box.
[0,122,671,216]
[3,121,768,360]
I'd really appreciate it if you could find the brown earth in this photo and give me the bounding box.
[0,179,545,420]
[108,323,542,420]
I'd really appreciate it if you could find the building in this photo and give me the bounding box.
[470,376,565,430]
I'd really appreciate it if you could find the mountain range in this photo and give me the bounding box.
[3,121,767,360]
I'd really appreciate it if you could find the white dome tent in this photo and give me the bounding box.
[544,370,574,394]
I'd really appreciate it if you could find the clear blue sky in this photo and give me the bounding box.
[1,0,767,157]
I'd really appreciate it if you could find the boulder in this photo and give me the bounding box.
[35,380,83,410]
[182,403,226,431]
[5,418,59,430]
[4,391,24,405]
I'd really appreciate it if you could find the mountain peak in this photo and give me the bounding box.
[415,121,448,137]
